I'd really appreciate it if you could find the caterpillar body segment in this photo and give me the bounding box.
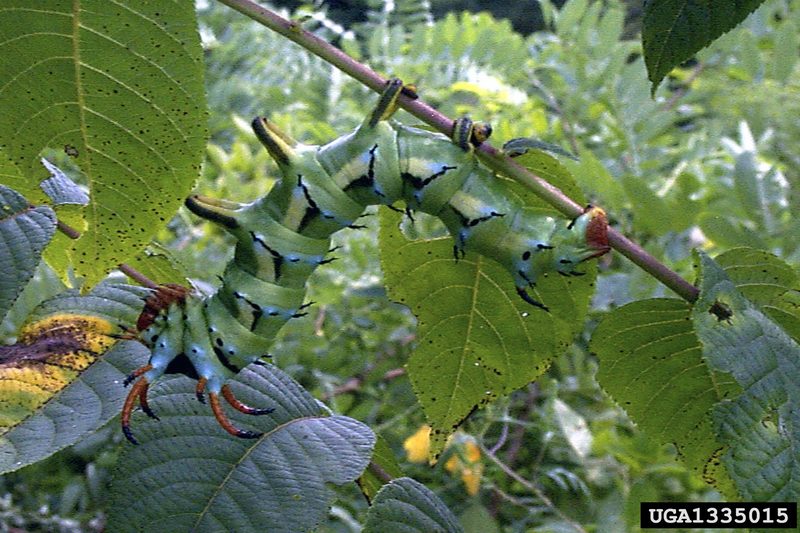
[123,79,610,443]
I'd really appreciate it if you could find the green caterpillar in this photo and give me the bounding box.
[122,79,610,443]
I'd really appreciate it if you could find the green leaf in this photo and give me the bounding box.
[642,0,767,93]
[714,247,800,344]
[0,183,56,322]
[460,502,500,533]
[503,138,577,161]
[733,150,761,218]
[591,298,739,497]
[0,283,150,473]
[106,365,375,532]
[379,197,594,457]
[358,433,406,502]
[697,212,767,249]
[692,251,800,501]
[0,1,207,285]
[363,477,463,533]
[772,19,798,84]
[506,149,585,204]
[621,174,675,235]
[124,242,189,286]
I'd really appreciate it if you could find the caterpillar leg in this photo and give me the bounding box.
[222,384,275,416]
[121,376,151,445]
[209,392,263,439]
[197,378,268,438]
[123,363,152,387]
[196,377,208,404]
[138,380,159,420]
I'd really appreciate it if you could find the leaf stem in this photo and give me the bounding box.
[215,0,700,303]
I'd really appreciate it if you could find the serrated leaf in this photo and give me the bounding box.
[379,201,594,458]
[106,364,375,533]
[693,251,800,501]
[591,298,739,497]
[714,247,800,343]
[39,158,89,206]
[363,477,463,533]
[0,183,56,322]
[503,138,577,161]
[0,283,150,472]
[642,0,767,93]
[0,1,207,285]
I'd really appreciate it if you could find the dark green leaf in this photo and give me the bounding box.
[693,251,800,501]
[106,365,375,532]
[0,183,56,322]
[642,0,767,93]
[363,477,463,533]
[359,434,406,502]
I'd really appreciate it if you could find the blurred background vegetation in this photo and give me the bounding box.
[2,0,798,531]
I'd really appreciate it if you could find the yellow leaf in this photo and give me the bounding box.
[403,424,431,463]
[443,437,483,495]
[0,314,118,433]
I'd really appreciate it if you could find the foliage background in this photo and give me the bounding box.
[1,0,798,531]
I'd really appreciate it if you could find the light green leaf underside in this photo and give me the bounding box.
[642,0,767,93]
[591,298,739,497]
[0,1,207,285]
[0,283,151,473]
[106,365,375,533]
[379,206,594,458]
[0,182,56,322]
[363,477,464,533]
[693,252,800,501]
[714,247,800,344]
[40,158,90,206]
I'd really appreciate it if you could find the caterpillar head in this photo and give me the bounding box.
[550,206,610,275]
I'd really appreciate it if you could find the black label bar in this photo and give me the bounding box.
[641,502,797,529]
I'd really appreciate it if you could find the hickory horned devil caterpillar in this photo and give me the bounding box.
[121,79,610,443]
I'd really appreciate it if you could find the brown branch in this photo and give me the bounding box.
[367,460,394,484]
[321,367,406,401]
[215,0,700,304]
[56,219,81,240]
[118,263,159,289]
